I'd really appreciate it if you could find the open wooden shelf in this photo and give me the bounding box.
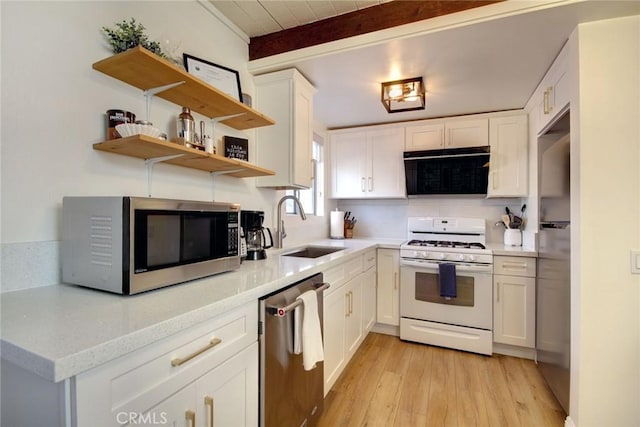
[94,135,275,178]
[92,46,275,130]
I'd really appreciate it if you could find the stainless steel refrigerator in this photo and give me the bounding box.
[537,111,571,413]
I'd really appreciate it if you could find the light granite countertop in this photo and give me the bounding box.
[1,239,405,383]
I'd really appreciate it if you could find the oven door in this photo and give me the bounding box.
[400,259,493,330]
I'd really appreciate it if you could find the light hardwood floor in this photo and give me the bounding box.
[318,333,566,427]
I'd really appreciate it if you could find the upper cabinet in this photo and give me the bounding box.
[405,117,488,151]
[330,126,406,199]
[487,115,529,197]
[535,43,570,134]
[91,46,276,178]
[254,69,316,189]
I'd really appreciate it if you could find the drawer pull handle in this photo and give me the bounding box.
[171,338,222,367]
[502,262,527,270]
[186,410,196,427]
[205,396,214,427]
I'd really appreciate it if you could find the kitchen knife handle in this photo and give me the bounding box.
[205,396,214,427]
[171,338,222,367]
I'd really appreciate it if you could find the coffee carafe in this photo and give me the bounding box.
[241,210,273,260]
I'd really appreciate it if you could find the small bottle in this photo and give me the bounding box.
[177,107,195,142]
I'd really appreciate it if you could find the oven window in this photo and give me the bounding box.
[415,272,475,306]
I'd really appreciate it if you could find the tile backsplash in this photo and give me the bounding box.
[337,196,526,243]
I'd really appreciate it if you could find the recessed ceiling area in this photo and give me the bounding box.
[211,1,640,129]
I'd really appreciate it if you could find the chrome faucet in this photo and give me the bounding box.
[275,195,307,248]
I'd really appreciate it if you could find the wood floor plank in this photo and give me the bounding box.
[318,333,566,427]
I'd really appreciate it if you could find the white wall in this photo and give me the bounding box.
[572,16,640,426]
[0,1,328,291]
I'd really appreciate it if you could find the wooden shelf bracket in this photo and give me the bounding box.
[143,81,185,122]
[145,154,184,197]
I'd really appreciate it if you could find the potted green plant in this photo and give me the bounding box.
[101,18,165,57]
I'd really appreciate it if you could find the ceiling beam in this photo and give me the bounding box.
[248,0,503,60]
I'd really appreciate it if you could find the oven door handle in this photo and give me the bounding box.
[400,259,492,273]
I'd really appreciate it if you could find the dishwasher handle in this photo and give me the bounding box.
[267,282,330,317]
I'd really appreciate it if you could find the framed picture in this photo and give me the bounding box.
[224,136,249,161]
[183,54,242,102]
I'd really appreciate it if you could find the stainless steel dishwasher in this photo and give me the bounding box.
[259,273,328,427]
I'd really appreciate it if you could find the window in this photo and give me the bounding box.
[285,134,325,216]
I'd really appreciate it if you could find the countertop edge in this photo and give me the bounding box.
[1,240,382,382]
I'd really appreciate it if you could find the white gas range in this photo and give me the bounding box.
[399,217,494,355]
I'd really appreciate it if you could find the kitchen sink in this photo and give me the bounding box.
[281,246,344,259]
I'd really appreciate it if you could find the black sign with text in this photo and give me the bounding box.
[223,136,249,161]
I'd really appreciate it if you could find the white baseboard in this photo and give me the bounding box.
[493,342,536,360]
[564,416,576,427]
[371,323,399,336]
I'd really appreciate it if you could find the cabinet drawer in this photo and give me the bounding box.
[363,249,376,271]
[324,255,363,295]
[493,256,536,277]
[75,302,258,426]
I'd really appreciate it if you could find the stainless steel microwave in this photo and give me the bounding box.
[404,147,490,196]
[62,197,241,294]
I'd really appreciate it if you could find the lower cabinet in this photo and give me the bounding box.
[323,249,376,395]
[376,248,400,326]
[134,343,258,427]
[74,302,259,427]
[493,256,536,348]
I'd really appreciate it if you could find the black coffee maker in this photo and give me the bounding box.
[241,210,273,260]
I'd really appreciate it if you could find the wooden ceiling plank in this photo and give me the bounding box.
[249,1,503,60]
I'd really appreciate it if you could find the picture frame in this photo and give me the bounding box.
[183,53,242,102]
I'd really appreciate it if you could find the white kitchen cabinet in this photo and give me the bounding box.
[322,250,376,395]
[344,275,364,361]
[255,68,316,189]
[404,117,489,151]
[330,126,405,199]
[376,248,400,326]
[535,43,570,134]
[362,255,377,334]
[493,256,536,348]
[73,302,258,427]
[487,115,529,197]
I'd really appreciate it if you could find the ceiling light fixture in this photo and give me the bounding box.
[380,77,425,113]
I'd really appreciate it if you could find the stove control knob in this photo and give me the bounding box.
[468,255,476,262]
[458,254,466,261]
[421,252,429,259]
[438,253,447,261]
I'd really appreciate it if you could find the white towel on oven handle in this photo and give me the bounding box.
[295,290,324,371]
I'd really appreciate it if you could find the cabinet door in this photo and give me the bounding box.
[493,275,535,348]
[255,69,315,189]
[195,342,258,427]
[445,118,489,148]
[405,121,444,150]
[344,277,363,361]
[323,286,347,394]
[128,384,197,427]
[536,44,569,134]
[487,115,528,197]
[293,81,314,188]
[362,266,377,333]
[367,127,406,198]
[330,131,367,198]
[376,249,400,326]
